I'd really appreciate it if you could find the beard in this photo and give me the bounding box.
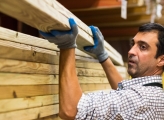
[127,55,139,78]
[128,63,139,78]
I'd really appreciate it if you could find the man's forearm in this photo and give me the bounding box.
[59,48,82,119]
[101,58,123,89]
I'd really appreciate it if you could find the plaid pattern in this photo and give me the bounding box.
[76,75,164,120]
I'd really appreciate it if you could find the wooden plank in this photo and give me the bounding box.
[45,0,122,60]
[0,104,59,120]
[81,83,111,91]
[0,73,58,85]
[0,85,58,99]
[0,73,111,85]
[0,95,58,113]
[0,39,97,63]
[0,0,124,65]
[0,58,126,77]
[36,114,61,120]
[0,84,110,99]
[0,72,128,85]
[0,58,59,75]
[0,27,95,59]
[0,58,103,76]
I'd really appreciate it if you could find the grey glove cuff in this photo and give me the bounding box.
[97,51,109,63]
[58,42,77,49]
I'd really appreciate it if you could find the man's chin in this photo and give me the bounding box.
[127,68,137,78]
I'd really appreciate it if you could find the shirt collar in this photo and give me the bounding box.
[118,75,162,89]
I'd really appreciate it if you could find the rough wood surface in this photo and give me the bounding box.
[0,73,110,85]
[0,58,104,76]
[35,114,61,120]
[0,104,59,120]
[0,27,96,59]
[0,39,126,74]
[0,95,58,113]
[0,84,110,99]
[0,0,124,65]
[0,39,97,64]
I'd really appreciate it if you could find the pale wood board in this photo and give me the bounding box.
[0,0,123,65]
[46,0,122,59]
[0,73,58,85]
[0,95,58,113]
[0,40,126,74]
[0,85,58,99]
[0,29,95,59]
[0,39,97,64]
[0,58,104,76]
[0,58,127,77]
[0,72,128,85]
[0,84,110,99]
[0,58,59,75]
[35,114,62,120]
[0,104,59,120]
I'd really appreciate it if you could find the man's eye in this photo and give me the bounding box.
[140,45,146,50]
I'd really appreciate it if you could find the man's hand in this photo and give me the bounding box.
[39,18,78,49]
[84,26,108,63]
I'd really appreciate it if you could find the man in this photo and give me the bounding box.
[40,18,164,120]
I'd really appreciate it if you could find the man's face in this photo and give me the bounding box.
[128,31,159,78]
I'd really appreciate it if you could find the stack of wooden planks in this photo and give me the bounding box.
[0,27,127,120]
[0,0,127,119]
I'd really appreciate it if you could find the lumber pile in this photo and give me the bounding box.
[0,27,127,120]
[0,0,127,119]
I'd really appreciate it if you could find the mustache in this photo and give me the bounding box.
[128,55,137,63]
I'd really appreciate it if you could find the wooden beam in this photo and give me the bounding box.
[0,58,125,77]
[0,0,123,65]
[36,114,61,120]
[0,104,59,120]
[0,85,58,99]
[0,95,58,113]
[0,39,97,64]
[0,84,110,99]
[0,27,94,59]
[0,72,127,85]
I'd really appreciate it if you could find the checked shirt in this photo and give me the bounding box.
[75,75,164,120]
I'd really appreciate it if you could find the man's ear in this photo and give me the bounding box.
[157,55,164,67]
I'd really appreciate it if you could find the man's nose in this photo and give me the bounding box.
[128,45,137,57]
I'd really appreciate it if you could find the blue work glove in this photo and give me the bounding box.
[39,18,78,49]
[84,26,109,63]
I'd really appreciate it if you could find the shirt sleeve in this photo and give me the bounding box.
[75,90,123,119]
[75,88,151,120]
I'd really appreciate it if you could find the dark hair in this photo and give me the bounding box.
[138,23,164,58]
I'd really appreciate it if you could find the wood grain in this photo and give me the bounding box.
[0,0,123,65]
[0,84,110,99]
[0,58,59,75]
[0,28,95,59]
[0,95,58,113]
[0,104,59,120]
[0,85,58,99]
[35,114,61,120]
[0,39,97,64]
